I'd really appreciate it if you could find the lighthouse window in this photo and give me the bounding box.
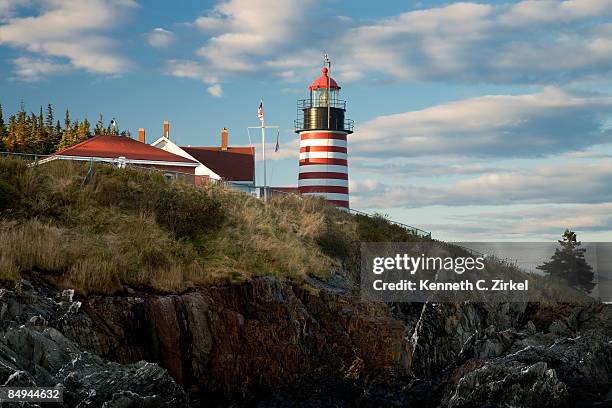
[311,89,339,107]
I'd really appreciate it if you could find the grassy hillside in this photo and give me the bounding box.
[0,158,421,295]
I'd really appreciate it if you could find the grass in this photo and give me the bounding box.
[0,157,423,295]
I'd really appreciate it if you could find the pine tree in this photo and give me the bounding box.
[72,118,80,145]
[94,114,107,135]
[54,120,62,150]
[14,103,29,152]
[6,115,16,152]
[0,104,6,151]
[28,112,39,154]
[537,230,595,293]
[79,119,91,141]
[45,104,54,135]
[64,109,70,130]
[57,109,73,151]
[44,104,57,153]
[34,106,46,154]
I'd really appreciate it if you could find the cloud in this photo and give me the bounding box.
[170,0,612,89]
[11,56,69,81]
[164,59,219,85]
[193,0,317,70]
[207,84,223,97]
[167,0,336,90]
[335,0,612,84]
[351,87,612,159]
[0,0,22,20]
[424,203,612,240]
[500,0,612,25]
[0,0,136,79]
[146,27,175,48]
[350,161,612,209]
[351,156,509,178]
[253,138,299,162]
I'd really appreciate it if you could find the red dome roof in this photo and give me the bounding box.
[309,67,340,90]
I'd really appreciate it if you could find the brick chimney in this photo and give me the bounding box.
[163,120,169,139]
[138,128,145,143]
[221,127,228,150]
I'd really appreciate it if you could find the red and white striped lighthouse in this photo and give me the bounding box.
[295,60,353,208]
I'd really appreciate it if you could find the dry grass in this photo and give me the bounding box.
[0,157,423,295]
[0,220,71,273]
[199,189,338,283]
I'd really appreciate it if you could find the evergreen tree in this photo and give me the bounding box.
[0,104,6,151]
[14,103,29,152]
[537,230,595,293]
[57,109,73,151]
[6,115,16,152]
[45,104,54,135]
[44,104,57,153]
[94,114,107,135]
[34,106,46,154]
[64,109,70,130]
[0,103,115,152]
[54,120,62,150]
[28,112,39,154]
[79,119,91,141]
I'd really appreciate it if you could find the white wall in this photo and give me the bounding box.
[152,138,221,180]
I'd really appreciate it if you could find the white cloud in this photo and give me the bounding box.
[146,27,175,48]
[350,161,612,209]
[425,203,612,240]
[0,0,21,21]
[253,138,299,162]
[351,157,507,178]
[207,84,223,97]
[164,59,219,85]
[334,0,612,84]
[170,0,612,89]
[499,0,612,26]
[351,88,612,159]
[11,56,69,81]
[0,0,136,79]
[166,0,327,90]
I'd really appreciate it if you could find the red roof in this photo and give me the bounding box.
[309,67,340,90]
[50,135,197,164]
[181,146,255,182]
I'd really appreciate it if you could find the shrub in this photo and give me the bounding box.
[0,179,18,210]
[154,185,224,239]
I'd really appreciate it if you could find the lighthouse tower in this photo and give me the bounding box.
[295,60,353,208]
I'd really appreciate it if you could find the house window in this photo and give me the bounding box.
[164,173,174,182]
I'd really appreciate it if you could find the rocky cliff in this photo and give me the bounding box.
[1,277,611,407]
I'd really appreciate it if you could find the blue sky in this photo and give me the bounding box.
[1,0,612,241]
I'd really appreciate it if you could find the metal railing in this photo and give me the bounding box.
[297,98,347,110]
[348,208,432,239]
[294,118,354,133]
[0,151,51,162]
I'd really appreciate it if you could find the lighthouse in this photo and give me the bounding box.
[295,58,353,208]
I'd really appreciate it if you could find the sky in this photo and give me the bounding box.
[1,0,612,242]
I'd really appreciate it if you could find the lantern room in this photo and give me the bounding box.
[295,66,353,133]
[309,67,340,107]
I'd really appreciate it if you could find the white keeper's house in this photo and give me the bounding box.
[150,122,255,192]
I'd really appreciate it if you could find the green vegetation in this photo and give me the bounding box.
[537,229,595,293]
[0,102,127,155]
[0,157,422,295]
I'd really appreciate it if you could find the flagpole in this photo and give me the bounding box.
[326,54,331,129]
[261,100,267,203]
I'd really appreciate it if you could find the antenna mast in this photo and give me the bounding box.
[324,53,331,129]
